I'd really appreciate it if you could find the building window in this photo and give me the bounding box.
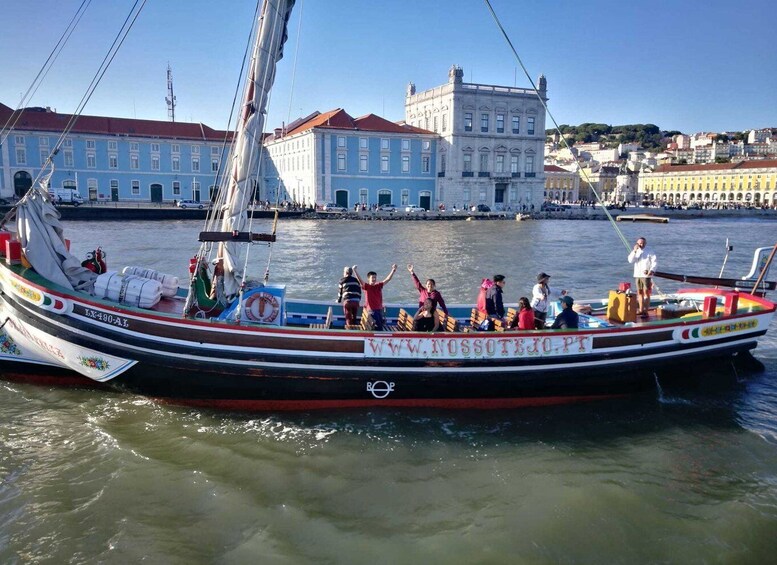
[211,159,219,172]
[401,189,409,205]
[192,157,200,172]
[422,155,430,173]
[337,136,346,148]
[442,114,447,132]
[40,149,49,165]
[172,156,180,172]
[172,181,181,195]
[359,137,368,149]
[360,154,368,172]
[440,154,446,173]
[110,179,118,194]
[512,116,520,134]
[130,142,139,152]
[337,153,346,171]
[108,140,118,151]
[525,155,534,173]
[433,116,438,132]
[172,144,180,154]
[511,155,519,173]
[37,137,48,148]
[64,151,74,168]
[496,113,505,133]
[151,143,160,153]
[479,153,488,172]
[15,135,25,145]
[463,153,472,172]
[401,139,410,151]
[422,140,431,151]
[463,188,471,202]
[402,155,410,173]
[151,156,160,171]
[481,113,489,132]
[131,180,140,195]
[211,146,219,155]
[87,153,96,168]
[359,188,368,204]
[495,154,504,173]
[15,148,26,164]
[380,138,389,150]
[109,154,118,169]
[86,139,96,150]
[63,139,72,148]
[464,112,472,132]
[192,145,200,155]
[381,155,389,173]
[88,178,98,199]
[527,117,535,135]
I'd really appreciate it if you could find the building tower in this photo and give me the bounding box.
[165,64,177,122]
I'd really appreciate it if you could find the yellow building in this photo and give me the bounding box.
[639,159,777,207]
[577,165,619,202]
[544,165,579,201]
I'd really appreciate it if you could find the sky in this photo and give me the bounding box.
[2,0,775,135]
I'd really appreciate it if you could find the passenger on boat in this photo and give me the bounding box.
[551,295,579,329]
[485,274,506,325]
[352,264,397,331]
[209,258,225,302]
[512,296,535,330]
[476,278,494,316]
[337,266,362,326]
[413,299,440,332]
[407,264,449,318]
[531,272,566,329]
[627,237,658,317]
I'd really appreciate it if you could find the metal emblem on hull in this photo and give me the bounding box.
[367,381,395,399]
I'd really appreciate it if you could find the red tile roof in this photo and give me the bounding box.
[653,159,777,173]
[0,102,230,141]
[279,108,433,138]
[544,165,570,172]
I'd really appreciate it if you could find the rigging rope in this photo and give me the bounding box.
[483,0,632,254]
[0,0,92,148]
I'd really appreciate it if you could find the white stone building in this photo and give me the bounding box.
[404,66,547,211]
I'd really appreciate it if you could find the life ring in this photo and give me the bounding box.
[243,291,280,323]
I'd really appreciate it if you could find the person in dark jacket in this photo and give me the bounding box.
[551,295,579,329]
[337,266,361,326]
[485,274,506,323]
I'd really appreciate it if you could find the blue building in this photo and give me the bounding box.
[0,102,229,203]
[263,109,437,209]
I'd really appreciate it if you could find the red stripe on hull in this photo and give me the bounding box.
[1,372,104,387]
[158,394,628,411]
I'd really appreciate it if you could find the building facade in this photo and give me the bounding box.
[638,159,777,207]
[0,103,227,203]
[262,109,437,209]
[404,66,547,211]
[544,164,579,202]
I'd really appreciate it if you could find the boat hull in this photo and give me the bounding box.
[0,264,774,410]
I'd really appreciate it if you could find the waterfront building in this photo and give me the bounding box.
[578,165,619,202]
[262,109,436,209]
[544,165,579,202]
[404,66,547,211]
[638,159,777,207]
[0,102,228,203]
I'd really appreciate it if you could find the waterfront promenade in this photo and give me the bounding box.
[1,201,776,221]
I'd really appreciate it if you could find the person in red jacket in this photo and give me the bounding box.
[515,296,535,330]
[407,264,448,319]
[353,264,397,330]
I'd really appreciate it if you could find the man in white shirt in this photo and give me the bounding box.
[627,237,658,316]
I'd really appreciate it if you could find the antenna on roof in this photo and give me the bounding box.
[165,63,177,122]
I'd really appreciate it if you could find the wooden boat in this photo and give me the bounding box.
[616,213,669,223]
[0,0,775,410]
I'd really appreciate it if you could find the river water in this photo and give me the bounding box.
[1,217,777,563]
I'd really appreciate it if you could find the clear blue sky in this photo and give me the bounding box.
[2,0,775,135]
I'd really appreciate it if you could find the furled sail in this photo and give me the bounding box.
[218,0,296,298]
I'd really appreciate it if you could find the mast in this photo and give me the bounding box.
[218,0,295,298]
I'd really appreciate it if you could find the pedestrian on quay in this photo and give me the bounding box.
[627,236,658,317]
[336,266,361,326]
[352,264,397,330]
